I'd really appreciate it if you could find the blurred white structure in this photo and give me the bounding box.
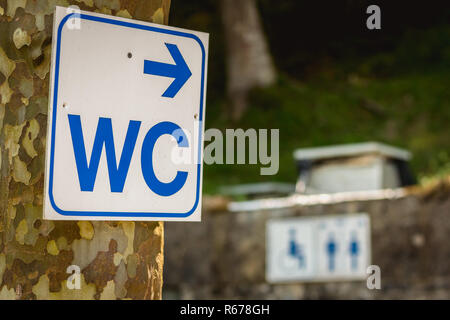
[219,182,295,199]
[293,142,415,194]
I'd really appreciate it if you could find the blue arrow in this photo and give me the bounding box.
[143,43,192,98]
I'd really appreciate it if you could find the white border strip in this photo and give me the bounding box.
[228,188,407,212]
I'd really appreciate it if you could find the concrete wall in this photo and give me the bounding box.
[164,180,450,299]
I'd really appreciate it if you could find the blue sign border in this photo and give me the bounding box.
[48,13,206,218]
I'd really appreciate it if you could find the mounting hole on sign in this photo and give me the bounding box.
[194,114,198,119]
[127,52,132,58]
[63,103,68,108]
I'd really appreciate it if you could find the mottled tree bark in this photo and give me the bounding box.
[0,0,170,300]
[221,0,276,121]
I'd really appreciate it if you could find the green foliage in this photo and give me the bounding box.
[169,2,450,194]
[203,27,450,193]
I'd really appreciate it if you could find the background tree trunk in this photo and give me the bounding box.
[221,0,276,121]
[0,0,170,300]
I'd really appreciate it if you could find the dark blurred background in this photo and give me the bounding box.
[170,0,450,192]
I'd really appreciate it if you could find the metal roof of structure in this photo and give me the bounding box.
[293,142,411,162]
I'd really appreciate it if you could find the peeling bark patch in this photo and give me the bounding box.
[95,7,112,15]
[116,9,131,18]
[33,44,51,79]
[32,274,96,300]
[95,0,120,11]
[77,221,94,240]
[126,253,138,278]
[125,223,163,300]
[99,279,116,299]
[114,260,127,298]
[0,81,13,105]
[46,240,59,255]
[48,222,81,245]
[12,156,31,184]
[71,222,128,270]
[4,123,25,164]
[0,254,6,286]
[0,45,16,78]
[76,0,95,7]
[151,7,164,24]
[13,28,32,49]
[22,119,39,158]
[15,219,28,245]
[0,285,16,299]
[6,0,27,18]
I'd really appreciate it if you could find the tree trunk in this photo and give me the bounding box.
[0,0,170,300]
[221,0,276,121]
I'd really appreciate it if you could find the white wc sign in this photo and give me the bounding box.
[266,214,371,283]
[44,7,209,221]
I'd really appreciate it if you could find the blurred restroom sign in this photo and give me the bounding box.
[44,7,209,221]
[266,214,371,282]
